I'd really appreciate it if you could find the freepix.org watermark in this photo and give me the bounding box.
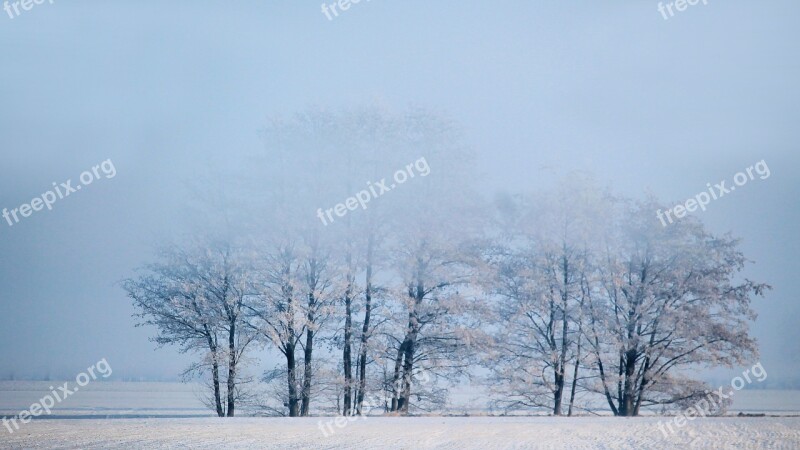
[321,0,371,21]
[2,358,112,434]
[2,159,117,227]
[657,362,767,438]
[3,0,54,19]
[316,157,430,226]
[656,160,769,227]
[658,0,709,20]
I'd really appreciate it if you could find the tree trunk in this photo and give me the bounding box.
[226,322,236,417]
[196,300,224,417]
[568,286,586,417]
[567,335,581,416]
[396,269,424,413]
[203,328,224,417]
[301,325,313,416]
[553,254,569,416]
[343,283,353,415]
[210,348,224,417]
[553,368,564,416]
[620,348,638,416]
[301,253,318,417]
[396,335,416,413]
[390,342,405,411]
[633,355,652,416]
[355,253,373,415]
[285,344,299,417]
[596,351,619,416]
[301,291,315,415]
[397,305,421,411]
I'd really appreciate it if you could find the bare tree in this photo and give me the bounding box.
[483,184,600,415]
[123,238,257,417]
[298,236,338,416]
[247,240,304,416]
[586,198,769,416]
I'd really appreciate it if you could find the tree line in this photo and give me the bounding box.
[122,107,768,417]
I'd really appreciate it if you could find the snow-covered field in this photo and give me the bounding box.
[2,416,800,449]
[2,381,800,417]
[2,382,800,448]
[0,381,207,418]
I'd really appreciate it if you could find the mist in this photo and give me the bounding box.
[1,0,798,392]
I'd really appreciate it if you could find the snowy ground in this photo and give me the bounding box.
[0,381,208,418]
[2,381,799,417]
[2,416,800,449]
[1,382,800,448]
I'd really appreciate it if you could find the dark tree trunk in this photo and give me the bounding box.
[287,289,299,417]
[196,299,224,418]
[397,290,424,413]
[567,335,581,416]
[392,260,425,414]
[396,277,423,413]
[226,322,236,417]
[301,291,316,416]
[210,348,224,417]
[355,252,373,415]
[590,310,619,416]
[203,326,224,417]
[301,325,313,416]
[301,253,320,417]
[553,368,564,416]
[280,261,300,418]
[568,286,587,417]
[286,352,300,417]
[596,351,619,416]
[343,283,353,415]
[286,343,299,417]
[390,342,405,412]
[553,254,569,416]
[620,348,638,416]
[633,352,653,416]
[397,334,416,413]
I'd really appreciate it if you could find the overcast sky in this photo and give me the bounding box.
[0,0,798,382]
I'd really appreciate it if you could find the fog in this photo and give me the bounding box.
[0,0,798,388]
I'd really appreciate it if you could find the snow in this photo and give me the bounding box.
[1,382,799,448]
[3,381,799,417]
[2,416,799,449]
[0,381,207,418]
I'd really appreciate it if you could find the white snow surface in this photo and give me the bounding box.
[2,416,800,449]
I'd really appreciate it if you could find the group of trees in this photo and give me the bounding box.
[481,186,767,416]
[123,107,767,417]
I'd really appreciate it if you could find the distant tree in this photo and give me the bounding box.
[481,182,768,417]
[246,238,305,417]
[380,111,481,414]
[255,106,480,416]
[482,181,606,415]
[123,238,257,417]
[586,198,769,416]
[298,235,339,416]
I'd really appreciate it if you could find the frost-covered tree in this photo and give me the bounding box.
[376,112,482,414]
[482,181,607,415]
[125,104,770,420]
[482,181,768,417]
[123,238,257,417]
[246,238,304,416]
[586,198,769,416]
[298,235,339,416]
[256,106,480,416]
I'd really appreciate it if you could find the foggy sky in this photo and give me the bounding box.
[1,0,798,382]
